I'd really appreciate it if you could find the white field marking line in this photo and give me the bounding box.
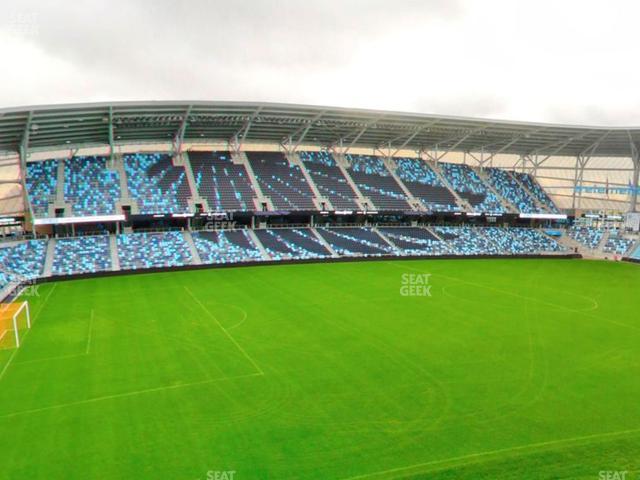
[390,262,636,333]
[85,309,94,354]
[0,371,263,420]
[13,353,88,366]
[340,427,640,480]
[184,286,264,376]
[0,284,57,382]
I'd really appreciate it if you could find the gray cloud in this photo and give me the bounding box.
[1,0,640,126]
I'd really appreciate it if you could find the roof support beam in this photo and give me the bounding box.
[229,106,263,153]
[173,105,192,155]
[108,106,115,161]
[628,132,639,212]
[282,111,326,153]
[19,111,36,227]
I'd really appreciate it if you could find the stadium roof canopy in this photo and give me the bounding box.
[2,100,640,158]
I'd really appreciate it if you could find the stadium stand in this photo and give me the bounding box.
[246,152,316,210]
[124,153,191,214]
[192,230,263,264]
[439,163,506,213]
[315,227,394,256]
[603,232,635,255]
[377,227,449,255]
[629,243,640,260]
[0,240,47,289]
[486,168,538,213]
[394,158,459,212]
[189,152,255,211]
[512,171,559,213]
[345,155,411,210]
[64,156,121,216]
[254,228,331,260]
[434,226,498,255]
[117,231,192,270]
[52,235,112,275]
[26,160,58,217]
[299,151,359,210]
[483,227,564,254]
[567,226,604,249]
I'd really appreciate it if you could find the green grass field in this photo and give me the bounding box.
[0,258,639,479]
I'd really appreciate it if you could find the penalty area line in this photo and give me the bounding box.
[0,371,264,420]
[184,286,264,376]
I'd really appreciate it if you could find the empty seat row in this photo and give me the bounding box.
[394,158,459,212]
[439,164,506,214]
[254,228,331,260]
[26,160,58,217]
[192,230,264,264]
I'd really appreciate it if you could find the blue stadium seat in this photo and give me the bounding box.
[299,151,359,210]
[124,153,191,214]
[254,228,331,260]
[52,236,112,275]
[193,230,263,264]
[189,152,256,212]
[345,155,411,210]
[117,232,192,269]
[64,156,120,216]
[439,163,505,214]
[26,160,58,217]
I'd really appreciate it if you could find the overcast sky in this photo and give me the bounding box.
[0,0,638,125]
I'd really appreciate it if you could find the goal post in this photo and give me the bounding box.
[0,301,30,350]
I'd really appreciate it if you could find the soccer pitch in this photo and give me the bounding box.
[0,258,639,479]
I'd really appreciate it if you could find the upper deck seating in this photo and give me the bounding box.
[189,152,255,212]
[486,168,537,213]
[394,158,459,212]
[246,152,316,210]
[64,156,121,216]
[26,160,58,217]
[512,172,559,213]
[439,163,505,214]
[345,155,411,211]
[299,151,359,210]
[124,153,191,214]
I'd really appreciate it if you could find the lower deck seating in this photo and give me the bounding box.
[193,230,263,264]
[568,227,603,249]
[434,226,497,255]
[483,228,564,254]
[117,232,192,270]
[315,227,394,256]
[378,227,449,255]
[52,236,112,275]
[0,240,47,290]
[603,234,635,255]
[629,244,640,259]
[255,229,331,260]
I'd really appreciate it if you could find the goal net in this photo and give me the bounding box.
[0,301,30,350]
